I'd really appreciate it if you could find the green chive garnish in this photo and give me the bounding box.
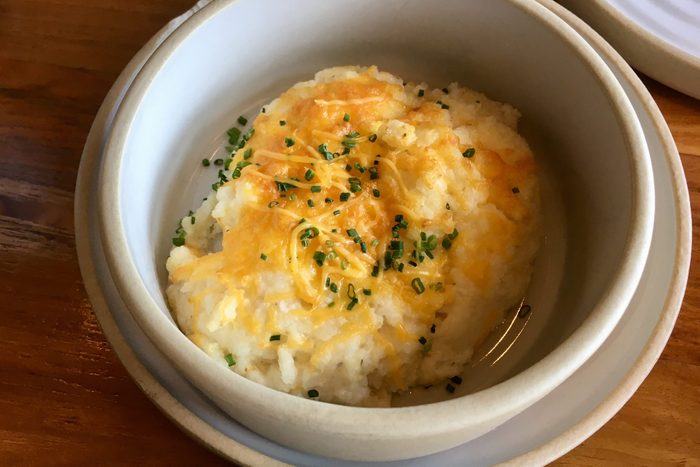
[227,127,241,145]
[279,120,287,126]
[330,283,338,293]
[243,148,253,159]
[214,158,223,166]
[446,383,456,393]
[362,288,372,296]
[462,147,476,158]
[268,201,279,208]
[310,185,321,193]
[202,159,210,167]
[512,186,520,194]
[343,113,351,122]
[285,137,295,147]
[372,188,380,198]
[411,277,425,294]
[333,210,341,216]
[418,89,425,97]
[308,389,319,398]
[307,199,315,207]
[172,237,185,247]
[346,298,358,310]
[260,253,268,261]
[270,334,281,341]
[368,134,377,143]
[418,336,427,345]
[450,376,463,385]
[237,116,248,126]
[224,353,236,366]
[305,169,315,181]
[339,192,350,201]
[313,251,326,266]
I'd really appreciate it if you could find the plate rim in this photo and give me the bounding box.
[73,0,691,465]
[561,0,700,100]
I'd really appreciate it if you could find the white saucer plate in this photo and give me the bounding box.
[559,0,700,100]
[74,0,691,465]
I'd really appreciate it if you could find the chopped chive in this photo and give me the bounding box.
[441,103,450,110]
[340,259,349,270]
[268,201,279,208]
[310,185,322,193]
[418,336,427,345]
[343,113,351,122]
[325,277,331,287]
[304,169,315,181]
[442,87,449,94]
[339,192,350,201]
[279,120,287,126]
[307,389,319,398]
[360,241,367,253]
[288,193,297,201]
[418,89,425,97]
[243,148,253,160]
[462,147,476,158]
[284,137,295,147]
[224,353,236,366]
[172,237,185,247]
[330,282,338,293]
[202,159,210,167]
[237,115,248,126]
[227,127,241,145]
[261,107,266,113]
[346,297,358,310]
[345,164,352,172]
[318,143,333,160]
[371,265,379,277]
[369,167,379,180]
[449,376,463,385]
[512,186,520,194]
[372,188,381,198]
[324,197,333,204]
[411,277,425,294]
[270,334,281,341]
[214,158,224,166]
[313,251,327,266]
[298,218,306,225]
[371,239,379,247]
[368,134,377,143]
[362,288,372,296]
[347,228,359,238]
[307,199,315,207]
[349,177,362,193]
[446,202,451,210]
[332,210,341,216]
[446,383,456,393]
[397,262,404,272]
[430,324,436,333]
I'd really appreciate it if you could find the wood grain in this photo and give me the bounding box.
[0,1,697,465]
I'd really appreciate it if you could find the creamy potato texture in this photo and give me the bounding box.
[166,66,540,406]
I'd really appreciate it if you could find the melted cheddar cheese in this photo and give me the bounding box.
[166,66,540,406]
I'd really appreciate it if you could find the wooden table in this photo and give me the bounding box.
[1,1,698,465]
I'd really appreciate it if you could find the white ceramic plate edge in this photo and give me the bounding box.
[558,0,700,100]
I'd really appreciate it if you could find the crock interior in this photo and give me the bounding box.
[118,0,636,405]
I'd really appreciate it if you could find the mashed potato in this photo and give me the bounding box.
[166,66,540,406]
